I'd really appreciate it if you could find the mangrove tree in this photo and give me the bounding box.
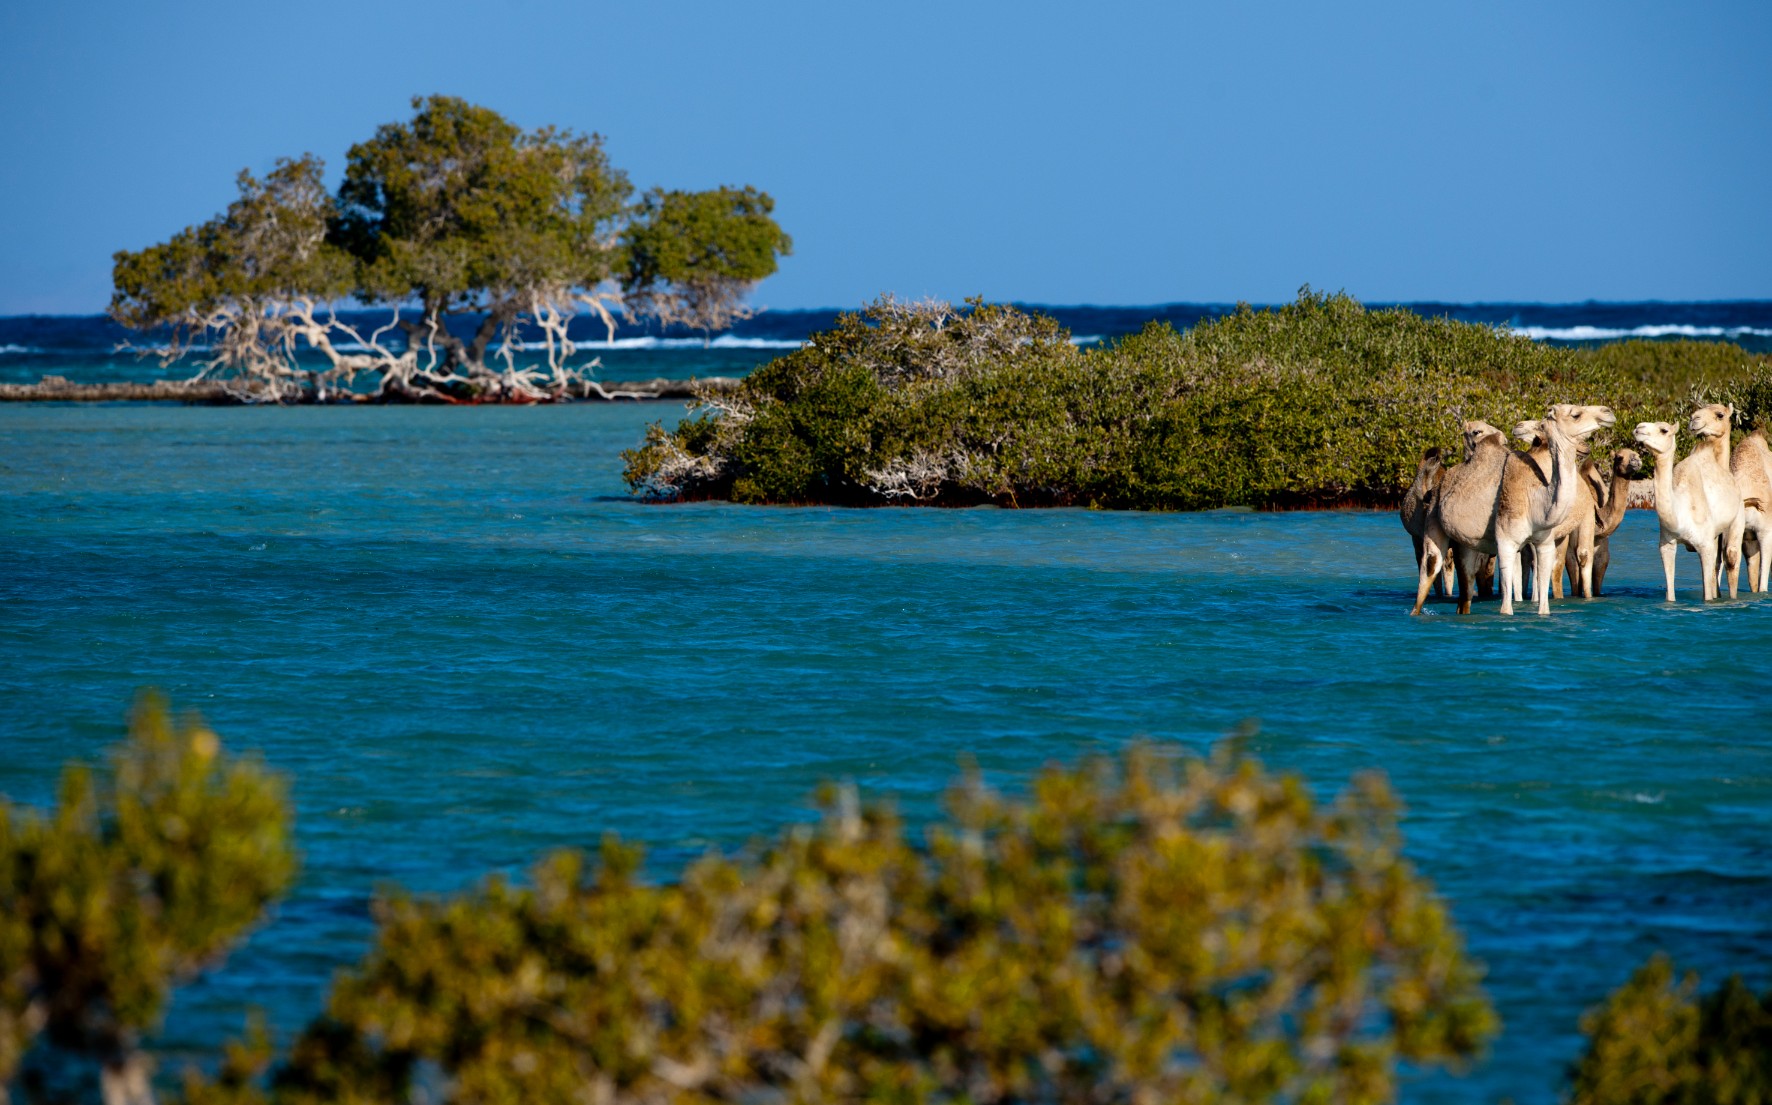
[110,96,792,403]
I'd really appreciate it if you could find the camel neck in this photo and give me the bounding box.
[1544,423,1579,506]
[1699,432,1731,468]
[1598,462,1633,536]
[1650,448,1678,527]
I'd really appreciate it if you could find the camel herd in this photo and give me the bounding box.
[1402,403,1772,615]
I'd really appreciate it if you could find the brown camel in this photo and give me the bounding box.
[1399,448,1454,597]
[1586,449,1644,596]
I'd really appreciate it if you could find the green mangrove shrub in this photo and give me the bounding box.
[1569,954,1772,1105]
[623,291,1772,509]
[187,743,1496,1105]
[0,696,295,1105]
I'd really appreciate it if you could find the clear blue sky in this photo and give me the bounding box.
[1,0,1767,314]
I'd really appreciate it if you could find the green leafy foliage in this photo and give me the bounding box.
[335,95,630,316]
[110,155,354,366]
[1569,954,1772,1105]
[108,97,791,402]
[194,743,1495,1105]
[623,186,794,333]
[0,695,295,1097]
[625,290,1772,508]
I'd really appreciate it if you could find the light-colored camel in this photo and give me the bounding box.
[1399,448,1455,597]
[1414,407,1614,615]
[1513,418,1636,600]
[1493,405,1615,614]
[1730,427,1772,593]
[1633,403,1744,601]
[1586,449,1643,596]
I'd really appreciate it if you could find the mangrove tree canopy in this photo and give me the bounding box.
[109,96,791,403]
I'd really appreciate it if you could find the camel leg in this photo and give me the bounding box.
[1724,516,1744,599]
[1699,539,1719,602]
[1441,553,1456,598]
[1497,537,1519,616]
[1660,535,1678,602]
[1456,545,1484,616]
[1476,556,1496,600]
[1592,535,1610,596]
[1577,543,1593,599]
[1412,540,1442,616]
[1550,537,1566,600]
[1511,550,1525,603]
[1534,537,1557,615]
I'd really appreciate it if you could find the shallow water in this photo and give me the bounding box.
[1,403,1768,1103]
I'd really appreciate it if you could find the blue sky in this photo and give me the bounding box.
[1,0,1767,313]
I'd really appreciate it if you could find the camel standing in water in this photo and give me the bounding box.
[1510,419,1603,600]
[1399,448,1455,596]
[1586,449,1643,597]
[1634,404,1743,602]
[1730,427,1772,593]
[1414,406,1614,615]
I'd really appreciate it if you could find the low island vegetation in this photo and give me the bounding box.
[4,701,1767,1104]
[622,290,1772,511]
[108,96,791,404]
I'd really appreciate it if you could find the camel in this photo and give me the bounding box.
[1414,407,1614,615]
[1510,419,1630,600]
[1492,405,1615,614]
[1412,422,1507,614]
[1586,449,1644,596]
[1730,427,1772,593]
[1459,421,1503,600]
[1399,448,1455,596]
[1633,403,1744,602]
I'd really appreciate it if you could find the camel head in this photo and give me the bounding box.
[1688,403,1734,439]
[1633,421,1678,457]
[1544,404,1615,443]
[1460,420,1505,459]
[1611,448,1644,478]
[1511,419,1545,447]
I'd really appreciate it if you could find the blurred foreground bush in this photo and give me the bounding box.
[0,696,295,1105]
[15,703,1759,1104]
[623,291,1772,509]
[199,744,1496,1105]
[1570,954,1772,1105]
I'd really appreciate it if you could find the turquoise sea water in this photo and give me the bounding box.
[2,402,1769,1103]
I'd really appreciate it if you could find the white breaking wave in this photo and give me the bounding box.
[559,335,806,351]
[0,344,42,355]
[1515,324,1772,341]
